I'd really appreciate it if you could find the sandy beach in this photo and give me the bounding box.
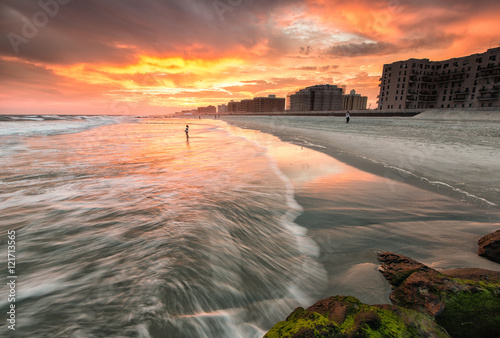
[223,111,500,305]
[224,111,500,208]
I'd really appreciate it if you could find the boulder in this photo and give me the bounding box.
[478,230,500,263]
[378,252,500,338]
[264,295,450,338]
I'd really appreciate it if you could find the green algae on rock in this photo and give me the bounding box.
[378,252,500,338]
[264,295,450,337]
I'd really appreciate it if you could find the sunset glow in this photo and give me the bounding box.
[1,0,500,115]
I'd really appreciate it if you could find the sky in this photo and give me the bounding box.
[1,0,500,115]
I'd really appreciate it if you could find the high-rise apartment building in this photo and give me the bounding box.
[343,90,368,110]
[378,47,500,110]
[253,95,285,112]
[197,105,216,114]
[217,104,228,113]
[289,84,344,111]
[227,95,285,113]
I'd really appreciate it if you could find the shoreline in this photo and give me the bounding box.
[223,117,500,307]
[221,115,500,210]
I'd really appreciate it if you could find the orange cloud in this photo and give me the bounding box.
[1,0,499,115]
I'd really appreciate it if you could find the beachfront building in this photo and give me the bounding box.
[343,90,368,110]
[198,105,217,114]
[217,104,228,113]
[228,100,240,112]
[227,95,285,113]
[378,47,500,110]
[289,84,344,111]
[253,95,286,113]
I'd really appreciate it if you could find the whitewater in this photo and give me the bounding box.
[0,116,325,337]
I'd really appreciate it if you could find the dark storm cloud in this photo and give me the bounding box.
[0,0,300,64]
[325,41,395,58]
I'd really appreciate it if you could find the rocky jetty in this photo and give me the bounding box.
[477,230,500,263]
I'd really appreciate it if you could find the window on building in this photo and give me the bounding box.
[453,61,458,67]
[476,57,483,63]
[489,55,497,61]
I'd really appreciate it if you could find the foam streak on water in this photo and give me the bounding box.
[0,117,326,337]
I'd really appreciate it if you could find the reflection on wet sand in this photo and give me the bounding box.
[227,125,500,305]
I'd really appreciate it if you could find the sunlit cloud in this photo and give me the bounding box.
[1,0,499,115]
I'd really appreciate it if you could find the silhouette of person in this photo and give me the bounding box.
[185,125,189,138]
[346,111,350,123]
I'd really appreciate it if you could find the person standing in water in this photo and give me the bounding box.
[346,111,350,123]
[185,125,189,138]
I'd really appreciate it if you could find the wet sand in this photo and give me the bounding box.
[223,116,500,305]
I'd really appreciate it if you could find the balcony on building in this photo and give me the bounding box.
[435,76,450,83]
[477,93,498,100]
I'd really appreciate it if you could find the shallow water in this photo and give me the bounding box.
[0,117,325,337]
[226,124,500,304]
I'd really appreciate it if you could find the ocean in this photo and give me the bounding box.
[1,115,499,337]
[0,116,325,337]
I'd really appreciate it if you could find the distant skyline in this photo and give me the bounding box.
[1,0,500,115]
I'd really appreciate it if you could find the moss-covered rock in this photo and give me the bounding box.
[264,296,449,338]
[477,230,500,263]
[378,252,500,338]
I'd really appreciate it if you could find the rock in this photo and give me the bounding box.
[264,295,450,338]
[378,252,500,338]
[439,268,500,282]
[478,230,500,263]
